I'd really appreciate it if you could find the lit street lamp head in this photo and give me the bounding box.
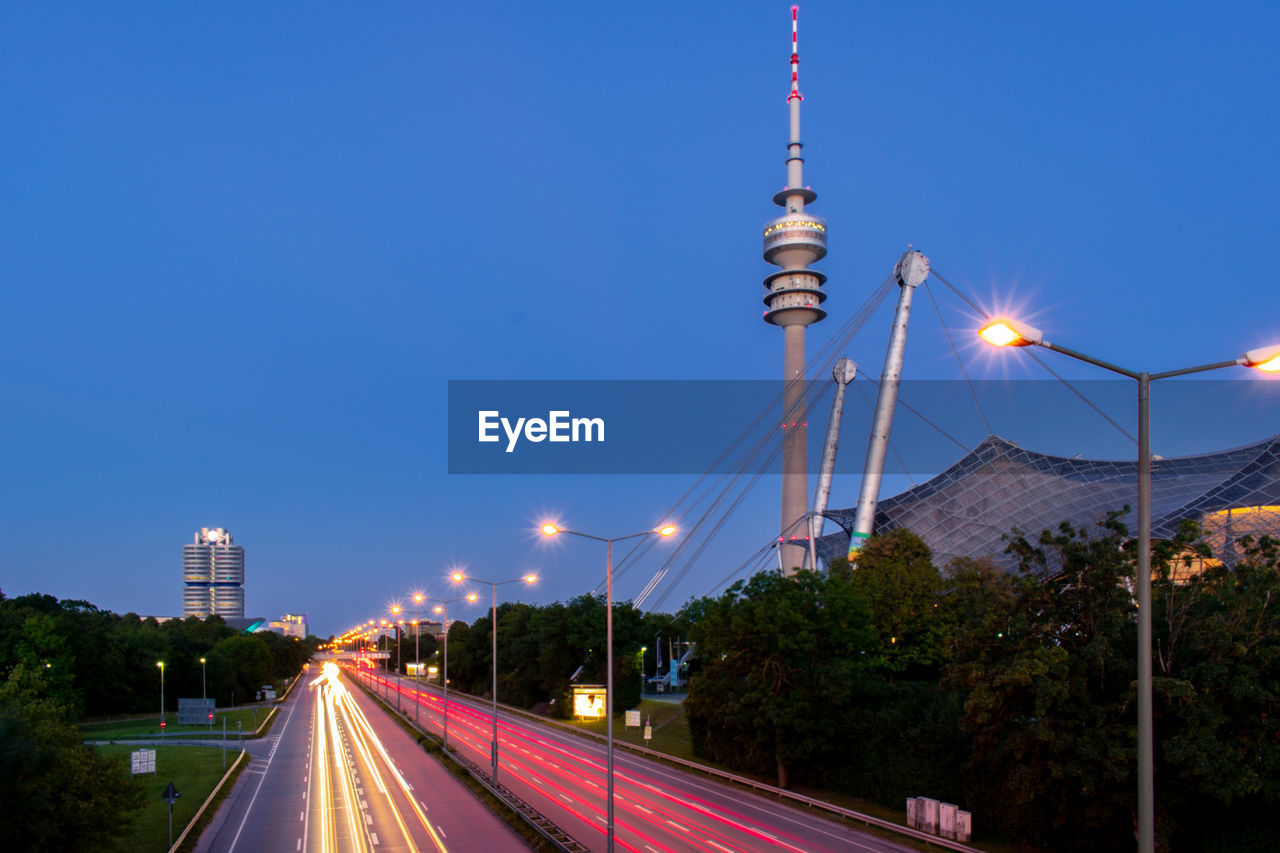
[451,571,466,583]
[1240,345,1280,372]
[541,523,559,536]
[658,524,677,537]
[978,318,1044,348]
[524,574,538,584]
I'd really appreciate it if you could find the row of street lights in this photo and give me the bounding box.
[326,317,1275,853]
[341,522,677,853]
[155,656,210,727]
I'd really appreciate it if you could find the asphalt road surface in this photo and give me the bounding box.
[195,662,530,853]
[357,666,921,853]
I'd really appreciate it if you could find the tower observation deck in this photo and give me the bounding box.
[764,6,827,573]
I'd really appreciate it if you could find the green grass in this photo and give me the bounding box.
[97,744,239,851]
[561,700,696,759]
[83,707,270,740]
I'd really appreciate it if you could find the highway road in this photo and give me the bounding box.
[356,666,920,853]
[195,662,529,853]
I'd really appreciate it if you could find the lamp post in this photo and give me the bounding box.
[450,571,537,784]
[979,318,1279,853]
[541,522,677,853]
[379,619,390,701]
[200,657,207,700]
[156,661,165,731]
[413,593,426,675]
[427,593,479,751]
[390,608,405,712]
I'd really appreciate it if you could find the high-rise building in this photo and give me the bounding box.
[182,527,245,618]
[762,7,827,573]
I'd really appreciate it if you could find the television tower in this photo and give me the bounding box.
[763,5,827,573]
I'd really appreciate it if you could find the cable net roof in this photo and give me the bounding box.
[818,433,1280,567]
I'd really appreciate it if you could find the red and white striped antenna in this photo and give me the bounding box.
[789,5,802,102]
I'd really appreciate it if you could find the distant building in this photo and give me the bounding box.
[182,527,245,618]
[268,612,308,639]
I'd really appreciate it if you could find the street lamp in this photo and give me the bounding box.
[412,593,426,676]
[980,316,1277,853]
[199,657,207,700]
[450,570,537,784]
[541,521,677,853]
[156,661,165,731]
[426,593,479,751]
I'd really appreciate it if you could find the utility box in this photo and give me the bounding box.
[920,798,939,834]
[939,802,958,839]
[957,810,973,842]
[905,798,919,829]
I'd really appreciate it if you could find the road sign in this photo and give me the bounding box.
[162,782,180,846]
[179,697,216,725]
[130,749,156,775]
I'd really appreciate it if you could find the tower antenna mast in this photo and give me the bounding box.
[762,5,828,573]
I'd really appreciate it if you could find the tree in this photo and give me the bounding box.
[1151,532,1280,849]
[832,528,950,680]
[0,662,145,851]
[684,569,877,788]
[207,635,274,706]
[951,515,1139,849]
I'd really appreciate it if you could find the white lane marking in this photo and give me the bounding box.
[707,842,734,853]
[371,831,380,845]
[559,794,573,803]
[227,691,301,853]
[633,804,653,815]
[438,825,448,838]
[646,847,661,853]
[420,800,430,811]
[299,811,303,821]
[666,820,690,832]
[296,840,301,851]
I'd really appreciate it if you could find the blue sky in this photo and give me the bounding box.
[3,2,1278,636]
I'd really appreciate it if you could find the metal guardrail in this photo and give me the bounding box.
[167,749,247,853]
[354,670,590,853]
[446,747,591,853]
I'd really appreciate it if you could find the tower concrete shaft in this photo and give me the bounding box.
[763,6,827,573]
